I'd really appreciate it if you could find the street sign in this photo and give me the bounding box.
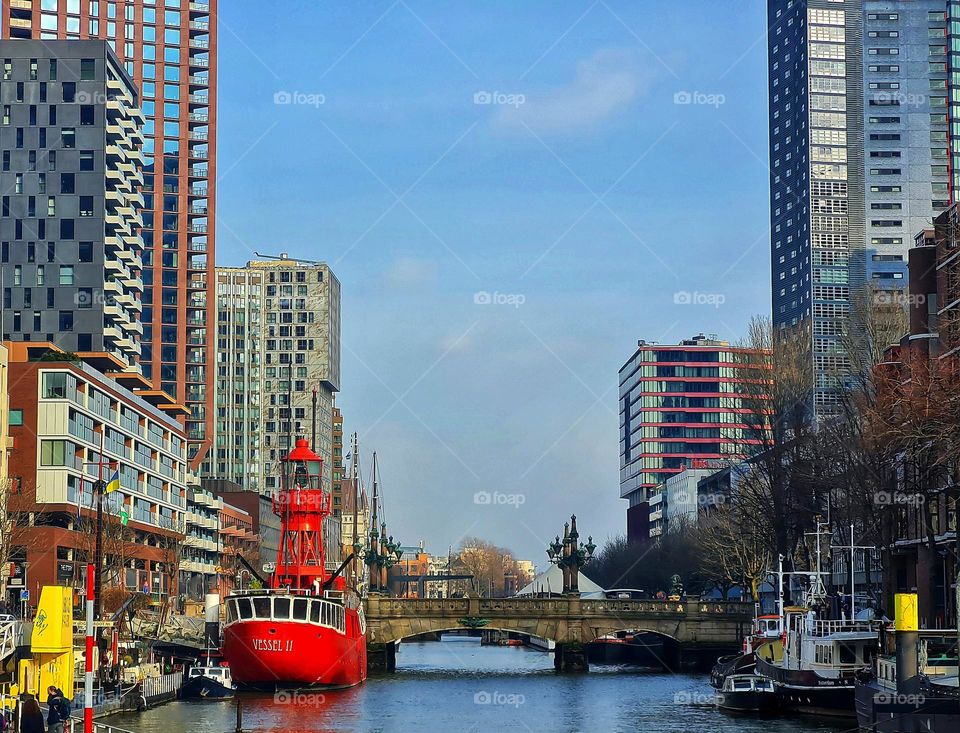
[72,621,114,629]
[119,510,129,526]
[19,590,28,602]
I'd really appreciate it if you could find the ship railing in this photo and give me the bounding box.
[809,619,878,637]
[230,587,328,598]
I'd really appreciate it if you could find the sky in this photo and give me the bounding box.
[213,0,771,567]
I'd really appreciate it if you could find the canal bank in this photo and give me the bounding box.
[111,638,843,733]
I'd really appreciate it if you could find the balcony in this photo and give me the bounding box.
[188,75,209,87]
[189,147,209,161]
[188,205,208,215]
[189,37,209,50]
[190,2,210,15]
[189,186,208,197]
[189,130,208,142]
[189,20,209,31]
[188,168,208,178]
[189,112,209,123]
[190,223,208,234]
[10,0,33,9]
[188,93,209,106]
[189,56,210,69]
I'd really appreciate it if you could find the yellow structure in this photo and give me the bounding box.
[894,593,919,632]
[18,586,75,698]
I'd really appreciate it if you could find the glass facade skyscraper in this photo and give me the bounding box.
[2,0,218,467]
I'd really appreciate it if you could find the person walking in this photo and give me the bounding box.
[45,686,70,733]
[20,697,45,733]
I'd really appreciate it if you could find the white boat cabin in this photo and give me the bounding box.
[225,590,353,636]
[189,666,233,687]
[782,609,878,676]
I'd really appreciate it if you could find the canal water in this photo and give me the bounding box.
[114,636,848,733]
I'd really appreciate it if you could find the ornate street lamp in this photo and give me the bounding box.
[546,514,596,596]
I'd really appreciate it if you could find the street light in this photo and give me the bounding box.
[546,515,596,595]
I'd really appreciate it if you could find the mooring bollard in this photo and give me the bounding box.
[235,698,242,733]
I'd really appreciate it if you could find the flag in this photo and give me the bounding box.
[105,468,120,494]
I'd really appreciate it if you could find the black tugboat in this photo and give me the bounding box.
[717,673,780,713]
[180,664,236,700]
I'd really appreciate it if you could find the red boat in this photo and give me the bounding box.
[222,438,367,688]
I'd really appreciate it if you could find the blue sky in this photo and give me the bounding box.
[214,1,771,566]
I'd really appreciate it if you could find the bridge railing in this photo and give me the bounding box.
[367,596,753,617]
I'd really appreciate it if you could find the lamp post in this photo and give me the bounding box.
[546,514,596,595]
[360,523,402,594]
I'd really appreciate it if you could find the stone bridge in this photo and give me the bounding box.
[364,595,753,672]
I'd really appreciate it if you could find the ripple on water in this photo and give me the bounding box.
[110,640,848,733]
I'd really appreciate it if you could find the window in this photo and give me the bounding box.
[62,128,75,148]
[62,82,76,103]
[80,105,94,125]
[79,196,94,217]
[78,241,93,262]
[42,373,67,399]
[59,311,73,332]
[59,265,74,285]
[79,150,94,171]
[61,173,75,194]
[8,410,23,427]
[80,58,95,80]
[77,287,93,309]
[60,219,74,239]
[40,440,68,466]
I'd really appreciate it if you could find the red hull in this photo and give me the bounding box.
[223,610,367,688]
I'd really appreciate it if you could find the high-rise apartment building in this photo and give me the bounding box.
[863,3,949,287]
[2,1,219,467]
[618,334,769,543]
[0,40,144,366]
[204,255,341,494]
[768,0,865,416]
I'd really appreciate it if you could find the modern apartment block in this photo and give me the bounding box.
[863,3,949,287]
[204,255,342,494]
[6,341,188,604]
[2,1,219,467]
[768,0,865,416]
[179,476,221,602]
[0,40,144,367]
[331,401,344,516]
[618,334,769,543]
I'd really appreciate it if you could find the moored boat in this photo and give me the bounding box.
[180,665,235,699]
[221,438,368,689]
[717,673,779,714]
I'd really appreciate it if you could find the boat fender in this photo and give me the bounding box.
[137,695,147,712]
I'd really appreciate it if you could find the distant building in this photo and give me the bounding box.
[180,476,221,602]
[619,334,770,543]
[203,256,341,493]
[390,541,429,598]
[218,500,259,597]
[0,40,145,369]
[204,479,281,576]
[647,467,715,539]
[6,342,188,608]
[766,0,865,417]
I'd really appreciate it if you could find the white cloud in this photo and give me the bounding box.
[493,49,653,135]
